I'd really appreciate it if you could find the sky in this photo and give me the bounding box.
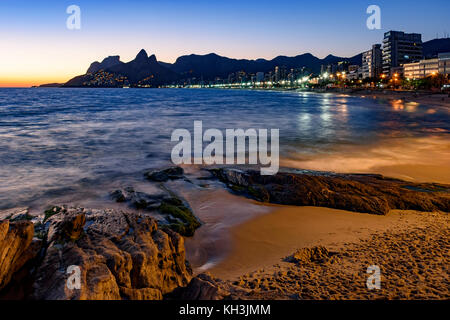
[1,0,449,87]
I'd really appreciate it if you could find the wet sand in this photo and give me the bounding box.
[281,135,450,184]
[354,91,450,109]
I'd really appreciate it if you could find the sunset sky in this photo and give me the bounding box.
[1,0,449,87]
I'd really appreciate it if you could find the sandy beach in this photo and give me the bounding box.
[209,207,439,280]
[201,149,450,299]
[213,209,449,300]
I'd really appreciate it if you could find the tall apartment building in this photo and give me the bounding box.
[361,44,382,79]
[382,31,423,76]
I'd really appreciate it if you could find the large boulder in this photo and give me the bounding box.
[210,168,450,215]
[30,207,192,300]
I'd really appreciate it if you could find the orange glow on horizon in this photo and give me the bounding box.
[0,77,70,88]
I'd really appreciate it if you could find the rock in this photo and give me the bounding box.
[158,198,201,237]
[110,188,201,237]
[0,207,30,221]
[145,166,184,182]
[170,273,232,300]
[210,168,450,215]
[110,187,169,210]
[287,246,331,264]
[46,209,86,243]
[0,220,37,291]
[31,207,192,300]
[110,190,126,202]
[43,206,62,222]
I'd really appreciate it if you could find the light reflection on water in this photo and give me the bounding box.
[0,88,448,210]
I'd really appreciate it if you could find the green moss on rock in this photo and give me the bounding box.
[44,206,62,222]
[158,199,201,237]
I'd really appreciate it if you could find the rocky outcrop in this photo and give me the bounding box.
[110,187,171,209]
[30,207,192,300]
[0,220,39,291]
[0,207,31,221]
[0,206,193,300]
[210,168,450,215]
[110,179,201,237]
[144,166,185,182]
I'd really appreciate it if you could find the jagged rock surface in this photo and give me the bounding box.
[0,220,38,291]
[30,207,192,300]
[1,206,192,300]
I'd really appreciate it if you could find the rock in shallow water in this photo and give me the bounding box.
[210,168,450,215]
[110,187,201,237]
[144,166,184,182]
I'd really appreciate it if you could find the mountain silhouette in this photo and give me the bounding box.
[64,49,178,87]
[107,49,179,84]
[63,38,450,87]
[87,56,123,74]
[159,52,362,81]
[423,38,450,58]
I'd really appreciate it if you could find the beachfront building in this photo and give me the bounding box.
[362,44,382,79]
[438,52,450,76]
[382,31,422,76]
[403,53,450,79]
[403,61,421,79]
[346,65,361,80]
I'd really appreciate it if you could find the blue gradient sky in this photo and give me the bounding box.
[1,0,449,86]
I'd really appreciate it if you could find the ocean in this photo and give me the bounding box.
[0,87,448,211]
